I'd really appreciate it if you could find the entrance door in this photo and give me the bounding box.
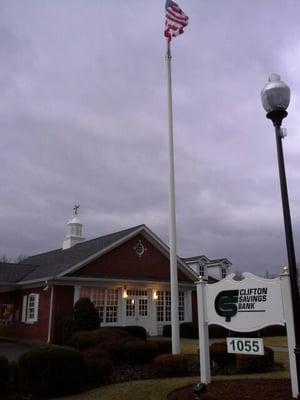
[125,289,150,331]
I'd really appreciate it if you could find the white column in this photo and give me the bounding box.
[149,289,158,336]
[117,288,124,326]
[196,277,211,384]
[186,290,192,322]
[280,269,299,398]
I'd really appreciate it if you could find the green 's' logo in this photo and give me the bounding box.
[214,290,239,322]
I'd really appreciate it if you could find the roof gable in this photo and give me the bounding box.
[68,233,194,283]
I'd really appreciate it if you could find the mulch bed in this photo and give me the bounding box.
[168,379,292,400]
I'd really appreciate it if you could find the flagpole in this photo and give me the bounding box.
[166,40,180,355]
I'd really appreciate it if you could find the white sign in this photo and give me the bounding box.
[196,270,299,398]
[206,273,285,332]
[227,337,264,355]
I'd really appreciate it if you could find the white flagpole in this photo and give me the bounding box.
[166,40,180,355]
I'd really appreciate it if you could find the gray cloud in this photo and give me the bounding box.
[1,1,300,276]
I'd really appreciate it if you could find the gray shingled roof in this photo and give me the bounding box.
[1,225,144,283]
[0,263,37,283]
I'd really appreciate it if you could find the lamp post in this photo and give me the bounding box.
[261,73,300,396]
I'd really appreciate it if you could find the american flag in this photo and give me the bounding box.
[164,0,189,42]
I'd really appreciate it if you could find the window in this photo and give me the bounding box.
[199,264,205,277]
[80,287,118,324]
[92,288,105,323]
[221,267,227,279]
[179,292,185,321]
[106,289,118,323]
[133,240,147,257]
[156,291,164,322]
[0,304,14,322]
[156,291,185,322]
[139,298,148,316]
[165,291,171,321]
[22,294,39,323]
[126,298,135,316]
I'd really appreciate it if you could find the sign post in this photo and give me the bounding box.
[196,276,210,384]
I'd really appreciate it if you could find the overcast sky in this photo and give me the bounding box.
[1,1,300,276]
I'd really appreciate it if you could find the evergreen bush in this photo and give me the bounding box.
[118,340,158,363]
[72,297,101,332]
[153,354,189,376]
[0,354,9,392]
[18,345,84,396]
[122,325,147,339]
[210,342,235,367]
[180,322,198,338]
[235,347,274,372]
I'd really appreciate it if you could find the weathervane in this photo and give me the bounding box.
[73,204,80,215]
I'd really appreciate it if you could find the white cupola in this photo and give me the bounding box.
[62,205,85,250]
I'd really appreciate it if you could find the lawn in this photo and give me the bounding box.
[58,337,290,400]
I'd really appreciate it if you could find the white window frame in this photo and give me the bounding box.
[22,293,39,324]
[221,267,227,279]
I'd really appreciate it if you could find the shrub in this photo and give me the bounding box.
[82,343,110,361]
[180,322,198,338]
[84,358,113,384]
[209,325,229,339]
[67,327,129,350]
[153,354,189,376]
[210,342,235,367]
[119,340,159,363]
[152,339,172,356]
[18,345,85,396]
[122,325,147,339]
[260,325,286,337]
[235,347,274,372]
[163,325,171,337]
[0,354,9,390]
[72,297,100,332]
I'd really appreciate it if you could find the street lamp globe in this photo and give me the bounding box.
[261,73,291,114]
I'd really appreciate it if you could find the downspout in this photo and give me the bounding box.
[47,285,54,343]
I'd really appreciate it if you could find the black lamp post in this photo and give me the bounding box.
[261,73,300,397]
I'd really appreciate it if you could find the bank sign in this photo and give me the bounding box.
[206,272,285,331]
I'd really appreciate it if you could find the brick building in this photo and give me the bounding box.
[0,216,231,343]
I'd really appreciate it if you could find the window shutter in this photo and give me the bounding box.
[33,294,39,322]
[21,295,27,322]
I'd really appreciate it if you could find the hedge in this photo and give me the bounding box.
[235,347,274,372]
[67,327,129,350]
[18,345,85,396]
[210,341,235,367]
[163,323,287,339]
[210,342,274,373]
[0,354,9,391]
[122,325,147,339]
[118,340,159,363]
[153,354,190,376]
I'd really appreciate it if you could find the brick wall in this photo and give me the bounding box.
[70,234,192,283]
